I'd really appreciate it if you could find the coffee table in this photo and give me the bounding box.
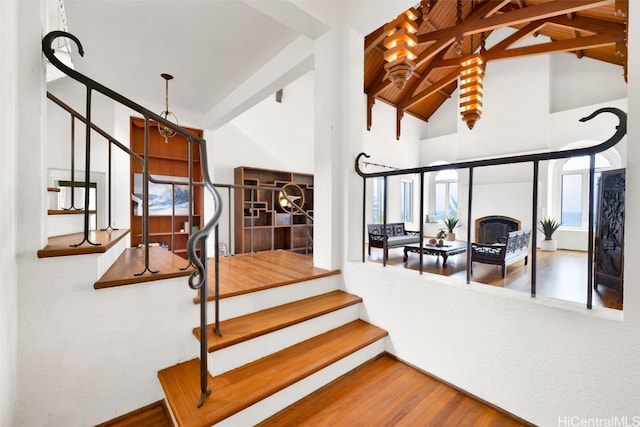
[403,241,467,267]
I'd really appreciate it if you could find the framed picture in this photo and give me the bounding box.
[132,173,190,216]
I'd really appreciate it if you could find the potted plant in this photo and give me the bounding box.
[537,217,560,251]
[443,217,459,241]
[435,229,446,246]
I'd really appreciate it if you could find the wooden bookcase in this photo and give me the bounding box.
[129,117,203,259]
[234,166,313,254]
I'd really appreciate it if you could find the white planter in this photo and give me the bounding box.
[540,239,557,251]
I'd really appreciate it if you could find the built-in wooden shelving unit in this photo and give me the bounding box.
[234,166,313,254]
[129,117,204,259]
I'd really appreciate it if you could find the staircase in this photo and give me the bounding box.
[40,30,390,427]
[159,286,387,426]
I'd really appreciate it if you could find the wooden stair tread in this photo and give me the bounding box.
[193,290,362,352]
[195,250,341,303]
[37,229,130,258]
[47,209,97,215]
[158,320,388,427]
[94,246,195,289]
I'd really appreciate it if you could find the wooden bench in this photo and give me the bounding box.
[368,223,420,261]
[470,229,531,278]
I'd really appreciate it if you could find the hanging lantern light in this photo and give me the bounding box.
[158,73,178,143]
[459,54,485,130]
[383,8,419,90]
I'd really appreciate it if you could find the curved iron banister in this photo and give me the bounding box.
[356,107,626,309]
[43,30,222,407]
[355,107,626,179]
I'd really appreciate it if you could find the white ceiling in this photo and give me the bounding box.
[51,0,413,127]
[62,0,302,116]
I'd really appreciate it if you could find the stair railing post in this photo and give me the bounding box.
[531,160,539,297]
[587,153,596,309]
[466,167,474,284]
[71,87,99,248]
[101,140,117,231]
[197,236,211,408]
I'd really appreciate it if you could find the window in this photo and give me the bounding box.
[433,169,458,220]
[560,154,611,227]
[400,180,413,222]
[372,177,385,223]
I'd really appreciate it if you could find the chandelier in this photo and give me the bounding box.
[383,8,419,90]
[158,73,178,143]
[459,54,485,130]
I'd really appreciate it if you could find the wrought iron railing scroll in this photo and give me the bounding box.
[43,30,221,407]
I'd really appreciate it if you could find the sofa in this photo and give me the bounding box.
[470,229,531,278]
[368,223,421,260]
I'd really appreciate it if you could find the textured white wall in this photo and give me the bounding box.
[0,1,19,425]
[15,254,202,426]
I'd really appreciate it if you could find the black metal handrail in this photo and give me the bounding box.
[356,107,627,309]
[43,31,221,407]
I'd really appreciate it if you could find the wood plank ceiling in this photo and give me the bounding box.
[364,0,628,138]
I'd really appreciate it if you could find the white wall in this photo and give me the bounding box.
[15,253,202,426]
[551,52,628,113]
[362,101,425,232]
[0,0,19,425]
[211,71,315,253]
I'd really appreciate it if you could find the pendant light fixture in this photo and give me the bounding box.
[383,7,419,90]
[158,73,178,143]
[459,54,485,130]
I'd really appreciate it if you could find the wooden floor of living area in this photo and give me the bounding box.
[369,245,623,310]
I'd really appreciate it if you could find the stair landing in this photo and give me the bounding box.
[37,229,130,258]
[94,246,195,289]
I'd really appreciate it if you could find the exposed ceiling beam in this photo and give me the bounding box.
[399,69,461,111]
[418,0,614,44]
[484,32,622,61]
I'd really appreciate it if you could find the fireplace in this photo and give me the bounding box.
[475,216,521,244]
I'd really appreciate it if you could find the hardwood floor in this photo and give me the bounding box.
[259,354,530,427]
[196,249,341,302]
[370,245,623,310]
[95,400,172,427]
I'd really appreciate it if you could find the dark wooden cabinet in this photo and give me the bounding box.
[595,168,625,296]
[234,166,313,254]
[129,117,203,259]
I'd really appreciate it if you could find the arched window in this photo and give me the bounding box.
[560,154,612,227]
[433,169,458,220]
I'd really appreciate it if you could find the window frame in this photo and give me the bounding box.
[559,154,612,229]
[431,169,458,221]
[400,179,413,222]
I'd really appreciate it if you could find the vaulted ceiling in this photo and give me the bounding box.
[364,0,628,138]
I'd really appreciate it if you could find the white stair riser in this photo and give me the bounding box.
[209,274,343,322]
[96,236,130,278]
[215,339,387,427]
[47,214,88,238]
[206,304,360,376]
